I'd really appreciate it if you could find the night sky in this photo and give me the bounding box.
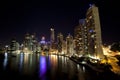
[0,0,119,45]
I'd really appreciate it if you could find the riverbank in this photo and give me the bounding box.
[69,56,112,73]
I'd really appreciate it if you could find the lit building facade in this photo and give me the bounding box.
[40,36,48,51]
[74,19,87,56]
[50,28,55,43]
[31,33,38,52]
[10,38,20,51]
[74,4,104,59]
[24,33,31,50]
[23,33,38,53]
[50,28,56,49]
[66,34,73,56]
[49,28,57,54]
[86,4,104,58]
[57,33,64,53]
[62,40,67,54]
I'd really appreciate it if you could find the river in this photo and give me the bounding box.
[0,53,120,80]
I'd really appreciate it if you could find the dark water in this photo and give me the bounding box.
[0,53,120,80]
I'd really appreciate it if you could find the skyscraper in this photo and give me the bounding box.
[24,33,31,50]
[74,19,87,56]
[50,28,56,49]
[10,38,20,51]
[66,34,73,56]
[74,4,104,59]
[23,33,38,53]
[50,28,55,43]
[86,4,104,59]
[57,33,63,53]
[49,28,57,54]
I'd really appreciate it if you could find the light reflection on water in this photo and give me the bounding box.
[19,53,24,71]
[3,53,8,69]
[49,55,58,68]
[1,53,119,80]
[39,56,47,78]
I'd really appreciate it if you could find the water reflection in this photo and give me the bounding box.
[3,53,8,69]
[39,56,47,79]
[19,53,24,71]
[1,53,119,80]
[82,66,85,72]
[23,54,29,74]
[50,55,58,68]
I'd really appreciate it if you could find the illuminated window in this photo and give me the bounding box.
[91,35,94,38]
[89,16,92,19]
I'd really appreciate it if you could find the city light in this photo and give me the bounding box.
[39,56,47,78]
[102,45,120,74]
[0,3,119,80]
[102,45,120,56]
[23,47,32,54]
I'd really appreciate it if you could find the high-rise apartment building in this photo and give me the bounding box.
[86,4,104,59]
[74,4,104,59]
[74,19,87,56]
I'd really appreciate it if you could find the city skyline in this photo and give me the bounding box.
[0,1,120,79]
[0,0,119,45]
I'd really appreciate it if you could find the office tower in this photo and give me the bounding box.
[31,33,38,52]
[50,28,56,50]
[66,34,73,56]
[24,33,31,50]
[9,38,20,54]
[10,38,19,51]
[40,36,48,51]
[86,4,104,58]
[10,39,16,51]
[23,33,38,53]
[62,40,67,54]
[50,28,55,43]
[40,36,46,50]
[57,33,63,53]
